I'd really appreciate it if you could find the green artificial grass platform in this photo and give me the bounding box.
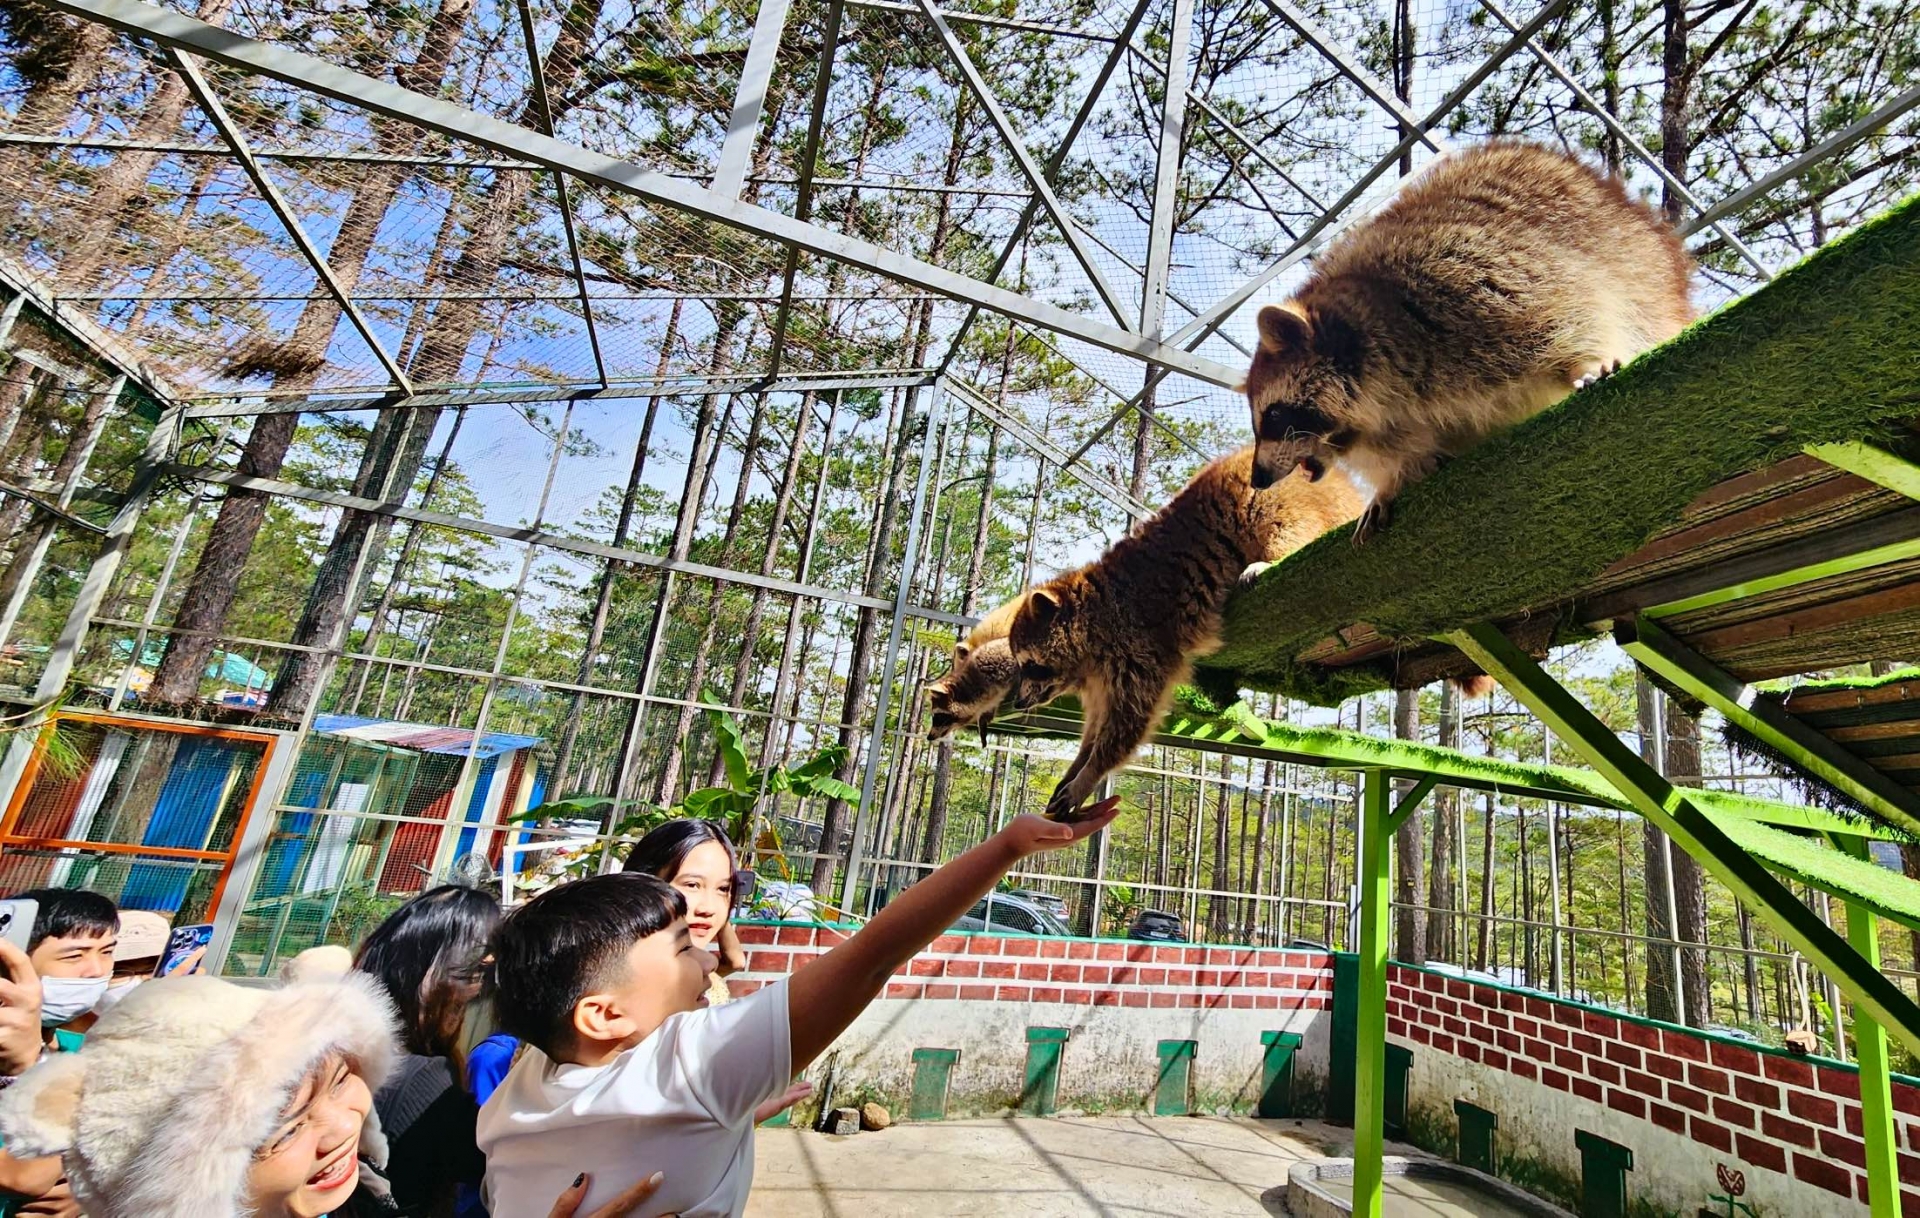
[1205,191,1920,706]
[1711,815,1920,933]
[996,690,1906,841]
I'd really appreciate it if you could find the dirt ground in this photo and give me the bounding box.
[747,1114,1359,1217]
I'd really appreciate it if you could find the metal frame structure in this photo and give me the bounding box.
[2,2,1918,1212]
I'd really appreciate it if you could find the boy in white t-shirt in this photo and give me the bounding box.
[478,797,1121,1218]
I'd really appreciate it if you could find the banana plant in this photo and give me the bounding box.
[676,696,862,844]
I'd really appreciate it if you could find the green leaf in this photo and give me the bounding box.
[510,794,618,822]
[796,775,862,803]
[701,695,751,791]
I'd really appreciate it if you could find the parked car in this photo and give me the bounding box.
[1008,888,1070,921]
[952,892,1074,937]
[1128,909,1186,943]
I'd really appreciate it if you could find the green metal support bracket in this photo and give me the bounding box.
[1807,440,1920,500]
[1385,774,1439,836]
[1449,621,1920,1057]
[1023,1027,1069,1116]
[1259,1030,1303,1118]
[1154,1040,1196,1116]
[1830,834,1900,1218]
[1620,616,1920,839]
[1454,1099,1497,1174]
[909,1048,960,1121]
[1352,771,1391,1218]
[1574,1129,1633,1218]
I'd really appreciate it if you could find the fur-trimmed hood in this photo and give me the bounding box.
[0,970,397,1218]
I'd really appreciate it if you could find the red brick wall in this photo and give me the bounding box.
[1388,962,1918,1212]
[731,923,1334,1011]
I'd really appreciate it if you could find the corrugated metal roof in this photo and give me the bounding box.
[314,714,542,759]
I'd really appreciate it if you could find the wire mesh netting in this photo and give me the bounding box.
[1,0,1919,1047]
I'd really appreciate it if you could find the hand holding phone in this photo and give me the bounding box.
[154,924,213,978]
[0,903,44,1076]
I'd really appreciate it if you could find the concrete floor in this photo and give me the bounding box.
[747,1115,1360,1217]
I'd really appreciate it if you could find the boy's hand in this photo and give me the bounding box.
[999,797,1122,858]
[0,941,45,1077]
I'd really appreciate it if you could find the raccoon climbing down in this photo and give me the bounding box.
[927,595,1064,742]
[1008,447,1364,821]
[1241,140,1693,543]
[926,637,1018,742]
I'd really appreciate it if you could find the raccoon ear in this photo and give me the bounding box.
[954,642,972,663]
[1257,304,1311,354]
[1021,587,1064,635]
[928,685,950,710]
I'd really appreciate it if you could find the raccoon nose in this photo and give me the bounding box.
[1250,462,1277,490]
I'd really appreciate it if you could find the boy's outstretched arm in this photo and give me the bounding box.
[786,799,1122,1071]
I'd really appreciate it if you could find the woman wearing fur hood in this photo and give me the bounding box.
[0,958,667,1218]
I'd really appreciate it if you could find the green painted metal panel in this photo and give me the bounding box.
[1623,616,1920,839]
[1454,622,1920,1058]
[1454,1100,1497,1174]
[1574,1129,1633,1218]
[1259,1031,1303,1118]
[909,1048,960,1122]
[1833,835,1901,1218]
[999,695,1895,839]
[1352,772,1392,1218]
[1154,1040,1196,1116]
[1023,1026,1069,1116]
[1328,952,1358,1124]
[1383,1043,1413,1138]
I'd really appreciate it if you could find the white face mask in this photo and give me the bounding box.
[92,977,143,1017]
[40,976,110,1026]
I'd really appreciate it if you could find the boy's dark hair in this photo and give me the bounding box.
[12,888,118,952]
[488,873,685,1055]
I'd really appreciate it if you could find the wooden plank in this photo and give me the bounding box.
[1823,719,1920,744]
[1687,581,1920,654]
[1580,506,1920,626]
[1599,472,1884,574]
[1778,679,1920,716]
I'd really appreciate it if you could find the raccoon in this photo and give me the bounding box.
[1008,447,1364,820]
[927,637,1019,742]
[1241,140,1694,542]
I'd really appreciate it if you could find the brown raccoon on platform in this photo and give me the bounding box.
[927,597,1064,742]
[1007,447,1364,821]
[1241,140,1693,543]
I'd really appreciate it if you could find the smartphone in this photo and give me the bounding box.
[0,899,37,977]
[154,923,213,978]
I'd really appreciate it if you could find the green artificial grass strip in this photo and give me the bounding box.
[1711,815,1920,933]
[999,692,1902,838]
[1204,191,1920,705]
[1755,667,1920,696]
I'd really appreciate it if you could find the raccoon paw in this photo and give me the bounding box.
[1353,499,1391,545]
[1572,360,1623,391]
[1238,561,1273,588]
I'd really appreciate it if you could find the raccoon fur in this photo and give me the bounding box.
[1008,447,1364,820]
[1241,140,1693,542]
[927,637,1019,742]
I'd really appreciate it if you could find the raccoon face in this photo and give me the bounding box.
[1013,661,1066,711]
[927,640,1019,740]
[1242,304,1363,489]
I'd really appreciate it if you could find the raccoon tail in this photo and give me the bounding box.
[1452,672,1497,699]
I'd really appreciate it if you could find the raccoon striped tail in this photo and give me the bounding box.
[1452,673,1496,699]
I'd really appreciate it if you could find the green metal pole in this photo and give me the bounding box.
[1353,769,1391,1218]
[1833,834,1900,1218]
[1449,622,1920,1056]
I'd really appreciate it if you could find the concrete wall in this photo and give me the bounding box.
[1388,961,1919,1217]
[731,923,1335,1117]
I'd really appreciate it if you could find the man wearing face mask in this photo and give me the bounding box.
[0,888,119,1218]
